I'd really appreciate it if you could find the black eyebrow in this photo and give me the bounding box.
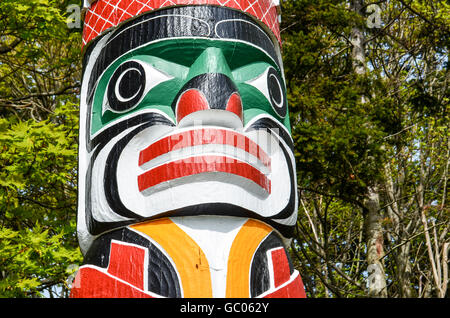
[83,5,281,104]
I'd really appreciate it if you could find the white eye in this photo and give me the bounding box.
[103,60,173,114]
[245,67,287,118]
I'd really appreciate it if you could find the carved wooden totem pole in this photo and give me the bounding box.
[70,0,306,298]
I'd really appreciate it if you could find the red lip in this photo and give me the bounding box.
[137,128,271,194]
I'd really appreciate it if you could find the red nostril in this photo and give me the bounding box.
[225,93,243,121]
[176,89,209,123]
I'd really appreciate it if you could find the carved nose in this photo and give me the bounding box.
[174,73,243,128]
[173,47,243,128]
[176,87,243,123]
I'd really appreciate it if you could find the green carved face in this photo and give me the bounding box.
[78,6,297,251]
[89,38,290,137]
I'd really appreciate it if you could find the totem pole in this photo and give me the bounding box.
[70,0,306,298]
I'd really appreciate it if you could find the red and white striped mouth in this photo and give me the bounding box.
[137,128,271,195]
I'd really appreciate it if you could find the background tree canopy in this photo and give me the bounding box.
[0,0,448,298]
[0,0,82,297]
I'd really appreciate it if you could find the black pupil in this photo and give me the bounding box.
[108,61,146,112]
[118,69,142,99]
[268,74,282,106]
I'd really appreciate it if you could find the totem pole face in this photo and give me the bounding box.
[77,5,298,253]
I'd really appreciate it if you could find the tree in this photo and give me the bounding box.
[0,0,82,297]
[282,0,449,297]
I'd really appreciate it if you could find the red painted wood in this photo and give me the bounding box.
[138,155,271,193]
[263,274,306,298]
[70,241,154,298]
[176,89,209,122]
[225,93,243,121]
[107,241,146,290]
[70,266,154,298]
[82,0,280,47]
[138,128,271,168]
[270,248,291,288]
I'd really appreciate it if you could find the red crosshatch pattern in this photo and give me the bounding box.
[82,0,281,48]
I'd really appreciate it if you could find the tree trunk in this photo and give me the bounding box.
[396,243,413,297]
[364,187,388,297]
[385,161,414,297]
[350,0,387,297]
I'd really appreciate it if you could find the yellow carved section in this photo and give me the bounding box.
[131,218,213,298]
[225,219,273,298]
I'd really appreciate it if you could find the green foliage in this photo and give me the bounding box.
[0,0,82,297]
[283,0,387,202]
[282,0,449,297]
[0,103,82,298]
